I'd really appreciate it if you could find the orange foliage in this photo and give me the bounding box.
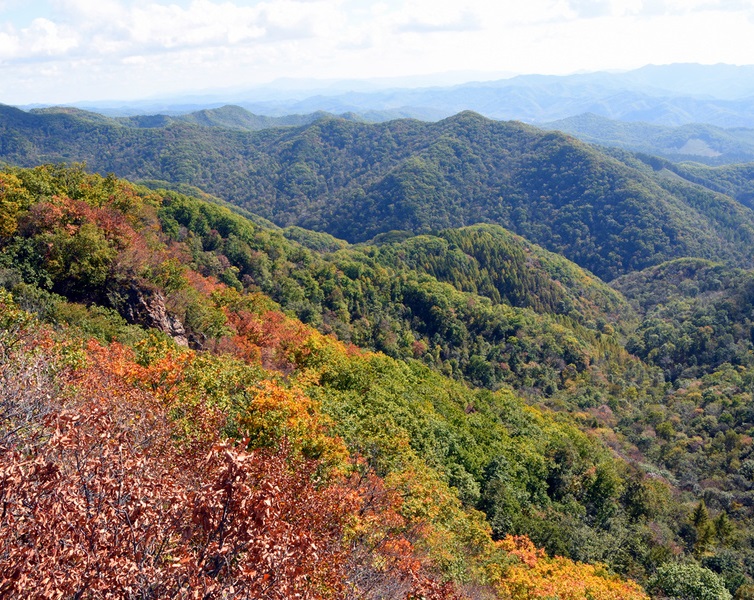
[0,320,459,599]
[497,536,649,600]
[0,172,654,599]
[21,195,137,251]
[345,467,462,600]
[184,268,224,296]
[0,406,357,598]
[222,306,317,372]
[81,338,195,407]
[0,338,348,598]
[236,379,339,460]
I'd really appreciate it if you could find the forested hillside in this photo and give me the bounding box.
[542,113,754,165]
[3,106,754,280]
[29,104,354,131]
[0,165,663,599]
[6,164,754,598]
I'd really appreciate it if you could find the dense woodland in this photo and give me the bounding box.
[3,106,754,598]
[541,113,754,166]
[4,106,754,281]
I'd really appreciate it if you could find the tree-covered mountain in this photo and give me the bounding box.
[542,113,754,165]
[605,259,754,592]
[3,106,754,281]
[666,162,754,211]
[613,258,754,381]
[27,104,358,131]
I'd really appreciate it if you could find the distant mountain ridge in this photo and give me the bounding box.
[21,63,754,128]
[541,113,754,165]
[228,85,754,128]
[27,104,754,168]
[51,64,754,127]
[26,104,359,131]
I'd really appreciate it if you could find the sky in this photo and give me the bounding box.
[1,0,753,104]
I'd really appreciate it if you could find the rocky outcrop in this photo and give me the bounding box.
[117,285,189,346]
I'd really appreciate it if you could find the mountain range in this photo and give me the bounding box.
[57,63,754,128]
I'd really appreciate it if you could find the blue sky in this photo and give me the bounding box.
[1,0,754,104]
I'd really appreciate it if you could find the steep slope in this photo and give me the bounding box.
[9,164,754,597]
[0,163,665,598]
[152,187,649,398]
[2,107,754,280]
[609,260,754,586]
[668,162,754,211]
[367,224,628,326]
[613,258,754,380]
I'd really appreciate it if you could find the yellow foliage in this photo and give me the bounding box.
[0,172,31,237]
[238,379,347,464]
[497,536,649,600]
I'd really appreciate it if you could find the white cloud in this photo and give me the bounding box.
[2,0,343,61]
[396,9,481,33]
[26,17,78,54]
[0,16,79,60]
[0,30,17,57]
[1,0,754,103]
[562,0,753,18]
[121,54,146,64]
[633,0,754,16]
[52,0,125,23]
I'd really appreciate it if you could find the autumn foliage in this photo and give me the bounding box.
[1,348,344,597]
[0,304,458,599]
[0,167,655,599]
[498,536,648,600]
